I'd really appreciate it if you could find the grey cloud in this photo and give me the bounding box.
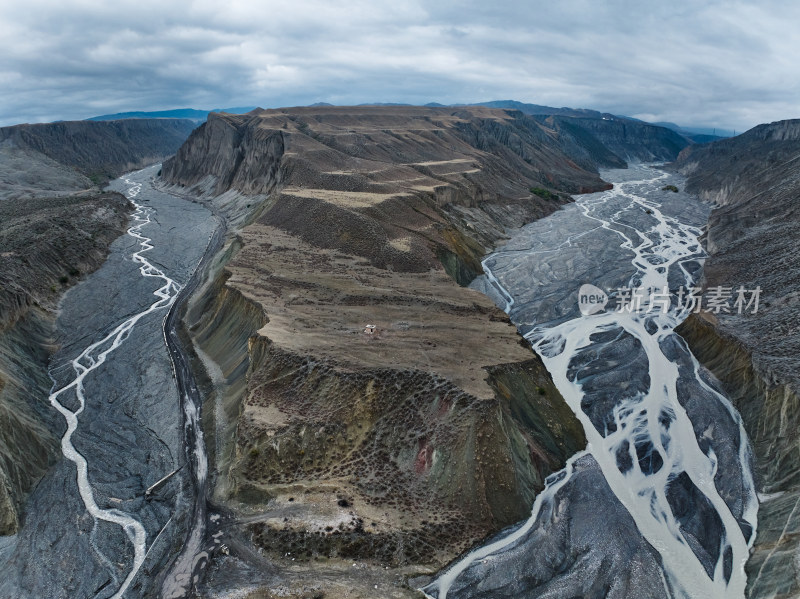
[1,0,798,130]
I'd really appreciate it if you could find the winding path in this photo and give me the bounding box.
[158,185,225,599]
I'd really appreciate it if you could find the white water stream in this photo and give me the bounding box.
[425,169,758,598]
[48,176,181,598]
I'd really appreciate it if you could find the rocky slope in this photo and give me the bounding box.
[158,105,623,595]
[162,106,616,280]
[672,119,800,598]
[0,117,196,185]
[469,101,692,163]
[536,116,628,170]
[163,105,611,195]
[540,115,691,163]
[0,118,196,536]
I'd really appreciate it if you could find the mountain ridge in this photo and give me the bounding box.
[0,118,196,183]
[671,117,800,597]
[156,104,610,594]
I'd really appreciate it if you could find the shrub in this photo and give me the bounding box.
[662,185,679,193]
[530,187,560,201]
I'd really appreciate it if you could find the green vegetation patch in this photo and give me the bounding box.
[529,187,560,201]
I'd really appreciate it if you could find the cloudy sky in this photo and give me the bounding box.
[1,0,798,130]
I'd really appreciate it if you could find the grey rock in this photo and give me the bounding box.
[671,120,800,598]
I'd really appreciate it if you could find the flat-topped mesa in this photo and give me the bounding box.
[162,105,615,280]
[161,105,611,200]
[164,105,608,593]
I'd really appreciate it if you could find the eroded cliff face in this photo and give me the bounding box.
[0,118,196,184]
[677,314,800,597]
[162,106,597,595]
[239,341,582,565]
[163,106,610,198]
[671,119,800,597]
[0,312,55,535]
[542,115,691,163]
[191,226,584,567]
[162,107,614,281]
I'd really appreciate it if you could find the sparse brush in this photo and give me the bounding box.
[530,187,560,201]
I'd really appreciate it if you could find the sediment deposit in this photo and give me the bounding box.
[0,118,195,539]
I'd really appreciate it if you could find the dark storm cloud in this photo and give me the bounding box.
[1,0,798,130]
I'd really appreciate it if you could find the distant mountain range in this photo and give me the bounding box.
[468,100,732,142]
[650,121,736,139]
[85,101,731,143]
[87,107,257,122]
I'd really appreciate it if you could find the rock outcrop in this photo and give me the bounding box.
[160,106,610,595]
[671,119,800,597]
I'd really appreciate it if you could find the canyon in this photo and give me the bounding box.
[0,105,797,599]
[155,105,705,596]
[159,105,609,596]
[0,118,196,541]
